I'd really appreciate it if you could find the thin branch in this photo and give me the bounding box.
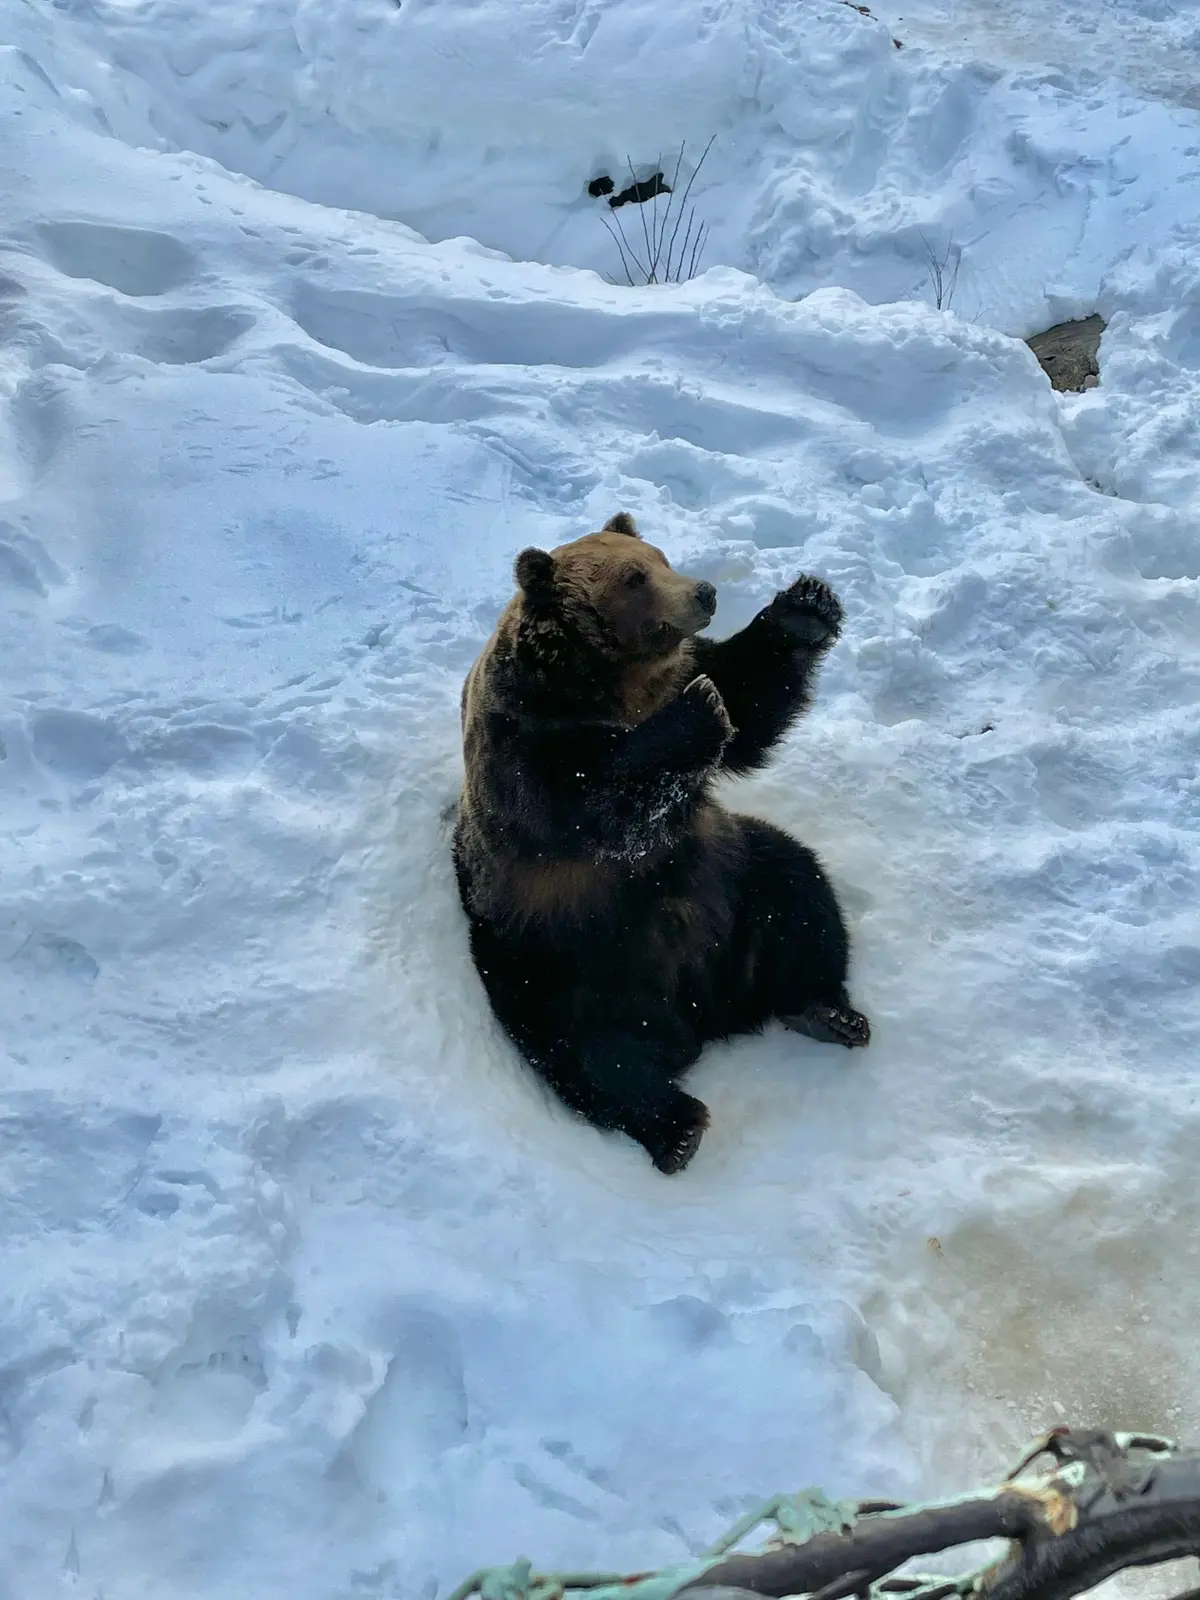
[662,144,691,278]
[675,210,696,286]
[598,209,638,287]
[593,139,715,286]
[680,1491,1038,1596]
[688,218,709,280]
[665,135,715,281]
[627,154,657,282]
[917,229,961,311]
[679,1436,1200,1600]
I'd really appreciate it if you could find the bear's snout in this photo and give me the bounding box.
[695,581,717,617]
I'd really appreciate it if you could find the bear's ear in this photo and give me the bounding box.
[602,511,640,538]
[515,547,556,604]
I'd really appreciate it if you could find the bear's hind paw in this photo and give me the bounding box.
[645,1093,710,1175]
[783,1002,871,1049]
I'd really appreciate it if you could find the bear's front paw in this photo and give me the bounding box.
[681,674,734,749]
[768,575,844,648]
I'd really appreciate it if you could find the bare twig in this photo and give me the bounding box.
[687,220,709,281]
[664,135,716,282]
[598,208,638,287]
[594,139,715,286]
[628,154,657,281]
[917,230,962,311]
[681,1491,1038,1596]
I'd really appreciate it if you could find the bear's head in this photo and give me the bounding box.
[513,512,716,662]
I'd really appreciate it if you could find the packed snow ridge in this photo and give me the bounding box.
[1,0,1199,1595]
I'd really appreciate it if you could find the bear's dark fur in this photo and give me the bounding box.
[453,512,868,1174]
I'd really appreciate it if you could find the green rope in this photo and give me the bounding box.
[445,1557,713,1600]
[447,1433,1180,1600]
[444,1486,861,1600]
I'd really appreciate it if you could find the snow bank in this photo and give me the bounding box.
[1,0,1199,1595]
[31,0,1200,328]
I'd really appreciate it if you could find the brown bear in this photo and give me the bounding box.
[453,512,868,1174]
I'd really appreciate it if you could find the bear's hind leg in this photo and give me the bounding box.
[734,817,870,1049]
[540,1029,709,1175]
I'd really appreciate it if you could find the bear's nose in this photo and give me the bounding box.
[695,581,717,616]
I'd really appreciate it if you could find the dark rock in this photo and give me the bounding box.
[1027,314,1106,393]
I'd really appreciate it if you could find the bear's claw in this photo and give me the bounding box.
[783,1002,871,1049]
[647,1093,710,1174]
[769,575,844,647]
[681,674,734,744]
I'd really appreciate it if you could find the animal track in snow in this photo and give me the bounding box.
[83,623,148,655]
[623,439,759,512]
[134,1167,223,1221]
[9,368,71,488]
[273,343,518,427]
[347,1306,468,1499]
[291,283,466,368]
[152,1327,268,1442]
[0,1348,76,1463]
[719,495,807,549]
[0,524,64,597]
[29,709,130,779]
[1126,518,1200,581]
[511,1462,603,1524]
[1032,745,1120,831]
[0,1103,160,1243]
[260,724,362,795]
[540,1436,615,1492]
[37,221,196,297]
[10,931,99,983]
[290,279,663,371]
[141,721,259,778]
[647,1294,730,1348]
[122,304,256,365]
[1165,304,1200,371]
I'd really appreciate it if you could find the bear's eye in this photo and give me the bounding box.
[623,568,648,589]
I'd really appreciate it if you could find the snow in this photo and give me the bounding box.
[1,0,1199,1594]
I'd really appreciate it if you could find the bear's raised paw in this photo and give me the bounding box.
[769,575,844,648]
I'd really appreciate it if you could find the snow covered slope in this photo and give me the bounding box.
[1,0,1199,1595]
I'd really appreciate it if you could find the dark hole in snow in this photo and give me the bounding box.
[589,171,674,208]
[609,171,671,210]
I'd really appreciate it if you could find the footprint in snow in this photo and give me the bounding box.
[151,1328,268,1442]
[10,931,99,983]
[346,1306,468,1500]
[123,304,256,366]
[0,524,64,598]
[37,221,196,298]
[29,709,129,780]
